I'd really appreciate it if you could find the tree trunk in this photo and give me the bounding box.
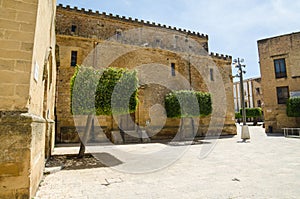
[78,114,94,158]
[179,117,184,141]
[253,117,258,126]
[119,116,125,144]
[191,117,195,138]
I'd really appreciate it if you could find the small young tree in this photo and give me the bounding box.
[71,66,138,158]
[165,90,212,140]
[287,97,300,117]
[71,66,100,158]
[95,67,138,143]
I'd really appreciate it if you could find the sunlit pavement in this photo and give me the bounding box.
[35,125,300,199]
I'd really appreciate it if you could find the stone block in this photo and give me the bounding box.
[0,111,46,198]
[16,11,36,23]
[0,71,30,84]
[15,84,29,97]
[2,0,37,13]
[0,39,21,50]
[0,18,21,31]
[15,60,31,72]
[20,23,35,32]
[20,42,33,52]
[0,84,15,96]
[3,30,34,43]
[0,49,32,61]
[0,7,17,20]
[0,163,20,177]
[111,130,123,144]
[0,59,15,71]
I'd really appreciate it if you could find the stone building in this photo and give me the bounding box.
[258,32,300,133]
[233,77,263,112]
[0,0,57,198]
[55,4,236,144]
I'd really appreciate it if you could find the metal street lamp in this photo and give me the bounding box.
[233,58,250,142]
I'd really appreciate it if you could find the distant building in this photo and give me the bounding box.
[233,77,263,113]
[258,31,300,133]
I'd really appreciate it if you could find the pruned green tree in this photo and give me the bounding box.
[235,112,242,123]
[71,66,138,158]
[287,97,300,117]
[239,108,262,125]
[165,90,212,140]
[95,67,138,116]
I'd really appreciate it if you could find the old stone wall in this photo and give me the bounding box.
[0,0,57,198]
[55,5,236,143]
[258,32,300,132]
[56,4,209,52]
[0,0,38,111]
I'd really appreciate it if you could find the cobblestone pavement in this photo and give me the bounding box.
[35,125,300,199]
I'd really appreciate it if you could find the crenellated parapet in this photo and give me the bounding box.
[57,4,208,39]
[209,52,232,61]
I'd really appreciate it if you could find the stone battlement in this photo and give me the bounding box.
[57,4,208,39]
[210,52,232,61]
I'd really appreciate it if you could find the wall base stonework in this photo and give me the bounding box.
[0,111,46,199]
[45,119,55,159]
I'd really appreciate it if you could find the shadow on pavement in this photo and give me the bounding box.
[45,153,122,170]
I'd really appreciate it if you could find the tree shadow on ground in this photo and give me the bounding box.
[45,153,122,170]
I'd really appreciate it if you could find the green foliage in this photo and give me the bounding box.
[70,66,101,115]
[165,90,212,118]
[287,97,300,117]
[95,67,138,115]
[235,112,242,119]
[239,108,262,118]
[70,66,138,116]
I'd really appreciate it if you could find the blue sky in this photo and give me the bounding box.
[57,0,300,79]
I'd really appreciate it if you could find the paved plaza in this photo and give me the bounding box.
[35,125,300,199]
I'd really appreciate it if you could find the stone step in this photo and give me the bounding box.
[124,132,142,143]
[111,130,151,144]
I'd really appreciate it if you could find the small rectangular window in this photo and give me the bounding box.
[71,51,77,67]
[257,100,262,107]
[171,63,176,76]
[210,68,214,81]
[274,58,287,78]
[256,88,260,94]
[71,25,77,33]
[276,86,289,104]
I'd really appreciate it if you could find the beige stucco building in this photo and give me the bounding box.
[233,77,263,112]
[55,5,237,144]
[0,0,57,198]
[258,32,300,133]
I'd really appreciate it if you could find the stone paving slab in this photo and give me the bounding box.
[35,125,300,199]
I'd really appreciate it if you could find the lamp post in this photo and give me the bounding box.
[233,58,250,142]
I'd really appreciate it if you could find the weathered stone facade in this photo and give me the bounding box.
[55,4,236,144]
[258,32,300,133]
[0,0,57,198]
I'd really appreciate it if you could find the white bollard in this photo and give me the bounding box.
[241,125,250,141]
